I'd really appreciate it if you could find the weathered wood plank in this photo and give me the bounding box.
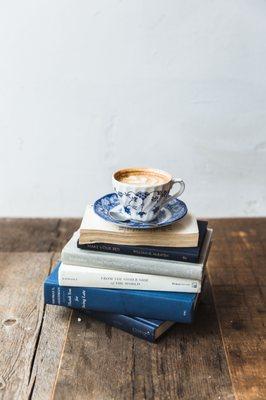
[0,252,52,400]
[1,218,265,400]
[29,306,72,400]
[0,219,60,252]
[28,252,72,400]
[52,277,234,400]
[52,219,81,252]
[207,219,266,400]
[0,218,80,252]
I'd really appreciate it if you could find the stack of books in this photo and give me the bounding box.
[44,205,212,342]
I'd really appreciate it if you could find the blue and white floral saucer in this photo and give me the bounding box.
[93,193,188,229]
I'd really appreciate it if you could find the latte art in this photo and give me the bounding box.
[119,173,167,186]
[114,168,170,187]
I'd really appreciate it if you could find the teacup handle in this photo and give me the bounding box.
[161,178,185,207]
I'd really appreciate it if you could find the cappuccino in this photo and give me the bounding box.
[112,167,185,222]
[114,168,169,187]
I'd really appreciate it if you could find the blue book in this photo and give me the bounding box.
[83,310,175,342]
[77,221,207,263]
[44,263,199,322]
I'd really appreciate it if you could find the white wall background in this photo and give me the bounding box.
[0,0,265,217]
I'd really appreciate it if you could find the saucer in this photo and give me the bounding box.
[93,193,188,229]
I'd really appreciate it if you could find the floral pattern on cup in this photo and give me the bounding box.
[112,168,185,222]
[115,189,169,218]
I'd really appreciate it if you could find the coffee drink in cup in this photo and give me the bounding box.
[114,168,169,186]
[112,167,185,222]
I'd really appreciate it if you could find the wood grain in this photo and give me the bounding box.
[0,218,265,400]
[52,277,234,400]
[0,252,52,400]
[0,219,60,252]
[0,218,80,252]
[52,219,81,252]
[207,219,266,400]
[29,306,72,400]
[28,253,72,400]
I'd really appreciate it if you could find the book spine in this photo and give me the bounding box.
[78,242,198,263]
[59,264,201,293]
[44,281,195,322]
[61,250,203,280]
[84,311,156,342]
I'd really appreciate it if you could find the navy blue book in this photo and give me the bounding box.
[77,220,208,263]
[44,263,199,322]
[83,310,175,342]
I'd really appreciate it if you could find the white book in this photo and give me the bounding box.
[61,229,213,280]
[79,206,199,247]
[58,264,201,293]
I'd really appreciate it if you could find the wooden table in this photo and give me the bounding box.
[0,218,265,400]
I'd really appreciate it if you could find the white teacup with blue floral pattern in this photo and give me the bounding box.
[112,167,185,222]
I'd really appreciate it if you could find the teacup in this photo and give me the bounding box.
[112,167,185,222]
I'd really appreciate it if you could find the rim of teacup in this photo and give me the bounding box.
[112,167,172,188]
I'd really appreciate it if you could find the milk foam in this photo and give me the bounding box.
[120,173,167,186]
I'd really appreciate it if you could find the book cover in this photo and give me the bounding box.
[44,264,199,322]
[83,310,175,342]
[58,263,201,292]
[79,206,199,247]
[62,226,211,280]
[77,220,208,263]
